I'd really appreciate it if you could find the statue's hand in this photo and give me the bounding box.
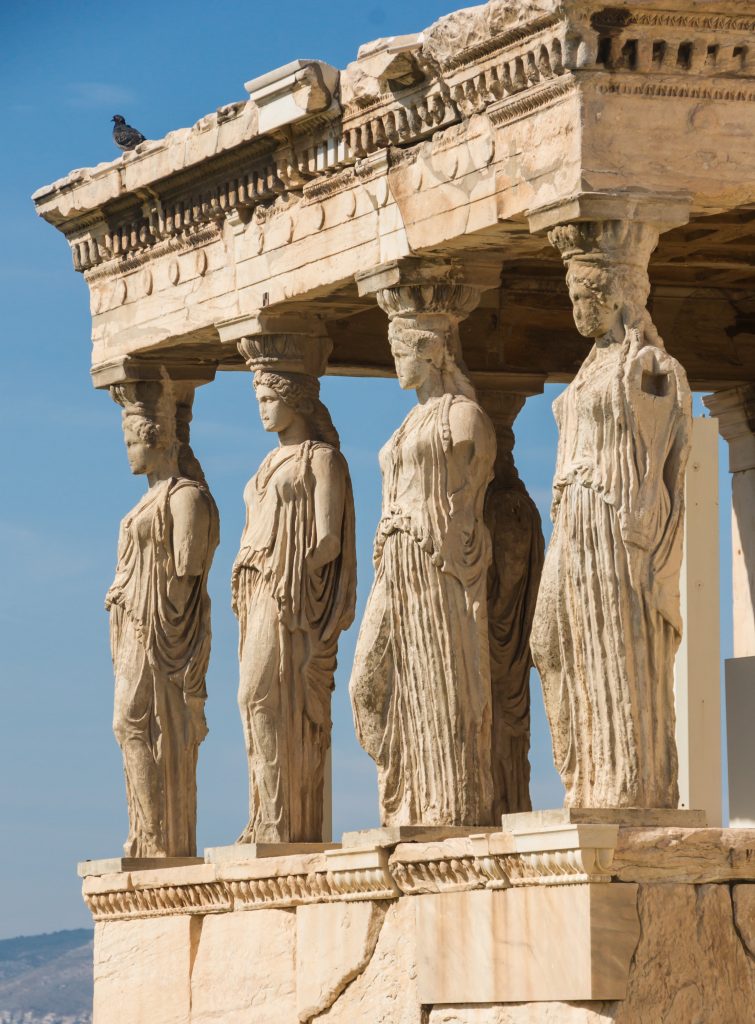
[186,696,209,746]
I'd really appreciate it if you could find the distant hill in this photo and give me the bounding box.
[0,929,92,1024]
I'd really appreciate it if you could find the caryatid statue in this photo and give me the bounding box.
[232,333,356,844]
[350,283,497,827]
[530,220,692,809]
[106,378,219,857]
[475,380,544,818]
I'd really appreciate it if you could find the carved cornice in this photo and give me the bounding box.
[488,76,576,126]
[36,0,755,294]
[592,79,755,103]
[507,824,619,886]
[590,9,755,33]
[82,223,221,282]
[303,167,357,202]
[390,854,510,895]
[229,871,335,911]
[79,824,631,921]
[439,14,564,74]
[506,847,615,886]
[85,882,230,921]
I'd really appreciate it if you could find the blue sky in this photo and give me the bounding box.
[0,0,733,939]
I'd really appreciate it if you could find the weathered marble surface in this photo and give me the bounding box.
[85,834,755,1023]
[233,335,356,843]
[350,280,497,827]
[93,915,198,1024]
[33,0,755,397]
[415,885,640,1004]
[531,220,692,809]
[611,826,755,883]
[311,899,420,1024]
[296,901,386,1021]
[107,380,219,858]
[81,820,755,1021]
[427,884,755,1024]
[190,909,297,1024]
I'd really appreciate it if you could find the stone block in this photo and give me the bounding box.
[733,884,755,958]
[296,900,386,1021]
[617,882,755,1022]
[93,915,198,1024]
[190,909,296,1024]
[428,1007,614,1024]
[342,825,494,848]
[214,850,329,881]
[314,898,421,1023]
[245,60,340,132]
[325,845,400,899]
[500,808,706,831]
[78,856,201,877]
[612,827,755,883]
[205,842,338,863]
[415,884,640,1004]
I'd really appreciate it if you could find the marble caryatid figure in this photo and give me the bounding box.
[233,334,356,844]
[107,379,219,857]
[350,289,497,826]
[531,221,692,809]
[476,383,544,817]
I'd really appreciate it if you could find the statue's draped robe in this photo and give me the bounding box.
[106,478,219,857]
[486,480,543,817]
[351,394,496,826]
[232,441,356,843]
[531,333,691,808]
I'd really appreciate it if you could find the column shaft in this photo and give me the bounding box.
[703,385,755,826]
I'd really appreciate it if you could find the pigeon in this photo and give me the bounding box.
[112,115,145,152]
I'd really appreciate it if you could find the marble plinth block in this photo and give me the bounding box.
[81,823,755,1023]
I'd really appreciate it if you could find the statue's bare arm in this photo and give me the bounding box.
[170,486,212,578]
[447,402,494,501]
[309,448,345,571]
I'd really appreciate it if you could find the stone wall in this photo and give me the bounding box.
[84,825,755,1024]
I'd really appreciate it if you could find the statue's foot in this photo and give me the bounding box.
[124,834,166,858]
[236,823,256,845]
[235,821,285,844]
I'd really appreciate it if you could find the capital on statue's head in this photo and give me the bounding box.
[548,220,659,271]
[237,333,333,378]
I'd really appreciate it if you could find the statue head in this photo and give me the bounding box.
[238,332,340,448]
[549,221,658,343]
[388,314,475,399]
[564,262,626,339]
[253,370,340,449]
[111,380,179,478]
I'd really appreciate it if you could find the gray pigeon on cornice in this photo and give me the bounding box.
[112,115,145,152]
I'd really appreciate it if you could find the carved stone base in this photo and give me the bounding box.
[204,842,339,863]
[341,825,493,848]
[78,856,202,877]
[501,807,707,829]
[83,826,755,1023]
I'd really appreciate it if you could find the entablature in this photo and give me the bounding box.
[33,0,755,388]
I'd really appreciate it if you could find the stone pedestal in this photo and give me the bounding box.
[82,819,755,1023]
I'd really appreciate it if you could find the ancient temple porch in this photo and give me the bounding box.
[33,0,755,1020]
